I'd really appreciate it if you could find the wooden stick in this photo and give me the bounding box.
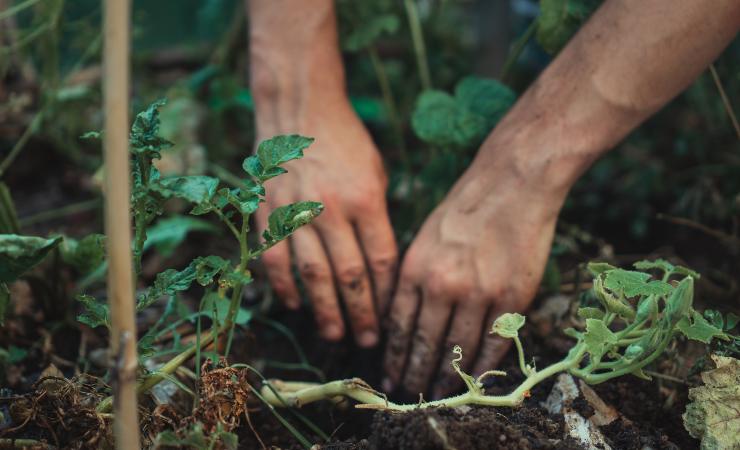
[102,0,140,448]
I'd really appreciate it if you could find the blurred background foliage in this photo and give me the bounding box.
[1,0,738,293]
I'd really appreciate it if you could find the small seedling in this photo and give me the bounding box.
[261,259,732,410]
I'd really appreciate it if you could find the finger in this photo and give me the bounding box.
[355,212,398,317]
[431,303,485,399]
[402,296,453,395]
[291,226,344,341]
[382,278,420,392]
[471,309,513,380]
[256,207,300,309]
[317,220,379,348]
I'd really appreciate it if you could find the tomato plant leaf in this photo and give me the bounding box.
[490,312,526,338]
[60,234,106,274]
[130,98,173,156]
[536,0,601,54]
[0,235,63,283]
[144,216,218,258]
[683,355,740,450]
[153,175,220,205]
[76,294,111,329]
[243,135,314,183]
[263,201,324,243]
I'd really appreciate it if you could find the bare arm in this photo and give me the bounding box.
[248,0,398,348]
[384,0,740,398]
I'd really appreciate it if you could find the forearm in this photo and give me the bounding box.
[247,0,349,135]
[465,0,740,207]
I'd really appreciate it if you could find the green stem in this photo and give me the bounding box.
[580,332,674,384]
[512,336,532,376]
[403,0,432,90]
[709,63,740,140]
[0,0,44,20]
[0,111,43,178]
[18,197,101,227]
[224,214,250,356]
[499,21,537,82]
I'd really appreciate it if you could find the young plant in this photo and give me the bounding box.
[260,259,732,411]
[76,100,323,413]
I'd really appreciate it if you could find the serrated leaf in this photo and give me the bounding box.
[76,294,111,329]
[130,99,173,155]
[604,269,672,298]
[633,258,674,273]
[593,276,636,320]
[583,318,617,359]
[536,0,601,54]
[243,135,314,182]
[677,310,729,344]
[0,283,8,325]
[586,261,616,277]
[194,255,231,286]
[343,13,399,51]
[490,312,526,339]
[144,216,218,258]
[411,90,487,149]
[60,234,106,274]
[263,201,324,243]
[454,76,516,130]
[577,307,604,320]
[683,355,740,450]
[0,235,63,282]
[154,176,220,204]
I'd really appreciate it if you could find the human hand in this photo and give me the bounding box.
[382,139,565,398]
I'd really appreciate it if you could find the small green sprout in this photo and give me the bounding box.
[261,259,733,411]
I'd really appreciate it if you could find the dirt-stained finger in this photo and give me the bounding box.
[355,208,398,317]
[382,279,420,392]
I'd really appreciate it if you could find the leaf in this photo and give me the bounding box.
[243,135,315,183]
[635,295,658,322]
[76,294,111,329]
[0,235,63,282]
[144,216,218,258]
[202,292,252,326]
[577,307,604,320]
[60,234,106,274]
[130,99,173,155]
[411,90,487,149]
[683,355,740,450]
[677,310,729,344]
[665,277,694,325]
[586,261,617,277]
[343,13,399,51]
[454,77,516,130]
[0,283,8,325]
[263,201,324,243]
[593,276,635,320]
[153,176,220,204]
[193,256,231,286]
[536,0,601,54]
[582,318,617,359]
[633,258,674,273]
[603,269,672,298]
[490,312,526,339]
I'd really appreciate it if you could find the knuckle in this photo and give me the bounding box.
[261,249,285,269]
[369,252,398,275]
[299,262,331,284]
[336,265,367,290]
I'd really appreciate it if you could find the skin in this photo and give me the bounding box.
[248,0,740,398]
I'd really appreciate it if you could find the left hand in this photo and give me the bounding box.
[382,148,564,399]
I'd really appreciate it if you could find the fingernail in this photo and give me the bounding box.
[382,377,394,393]
[322,324,343,341]
[358,331,378,348]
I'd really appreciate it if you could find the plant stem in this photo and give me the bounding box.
[0,438,56,449]
[403,0,432,90]
[709,63,740,140]
[18,197,101,227]
[223,215,250,356]
[0,111,42,178]
[512,336,532,376]
[499,21,537,82]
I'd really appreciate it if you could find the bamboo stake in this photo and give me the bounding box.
[102,0,140,448]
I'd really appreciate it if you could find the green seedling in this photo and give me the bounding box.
[261,259,731,411]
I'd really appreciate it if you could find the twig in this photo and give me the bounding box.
[18,198,101,227]
[709,64,740,141]
[657,213,740,248]
[500,21,537,82]
[0,111,42,178]
[102,0,140,448]
[403,0,432,90]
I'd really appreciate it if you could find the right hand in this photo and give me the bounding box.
[254,99,398,348]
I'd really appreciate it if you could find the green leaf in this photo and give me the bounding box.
[604,269,673,298]
[577,307,604,320]
[144,216,218,258]
[536,0,601,54]
[202,292,252,326]
[586,261,616,277]
[130,99,173,155]
[633,258,674,273]
[263,201,324,243]
[454,76,516,130]
[343,13,399,51]
[76,294,111,329]
[665,277,694,325]
[411,90,487,149]
[60,234,106,274]
[490,312,526,339]
[582,318,617,359]
[153,176,220,204]
[0,283,8,325]
[243,135,315,183]
[0,235,63,282]
[593,276,636,320]
[683,355,740,450]
[193,255,231,286]
[677,310,729,344]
